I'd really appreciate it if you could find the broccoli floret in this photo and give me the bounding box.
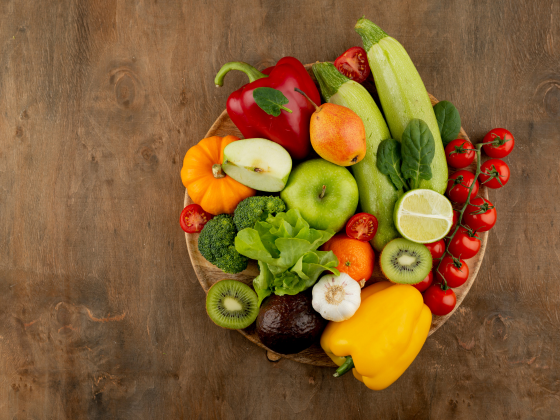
[198,214,248,274]
[233,196,286,231]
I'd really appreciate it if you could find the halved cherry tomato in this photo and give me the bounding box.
[448,227,481,260]
[445,139,475,169]
[482,128,514,158]
[435,255,469,288]
[478,159,510,189]
[423,284,456,316]
[446,170,479,203]
[412,271,433,293]
[180,204,213,233]
[334,47,371,83]
[425,240,445,260]
[345,212,378,242]
[463,197,497,232]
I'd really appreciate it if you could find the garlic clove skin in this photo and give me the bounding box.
[312,273,362,322]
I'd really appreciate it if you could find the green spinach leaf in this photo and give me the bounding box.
[377,139,407,191]
[253,87,292,117]
[433,100,461,146]
[401,119,435,190]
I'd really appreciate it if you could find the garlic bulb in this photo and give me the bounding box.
[312,273,361,322]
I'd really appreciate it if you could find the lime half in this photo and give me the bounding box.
[394,189,453,243]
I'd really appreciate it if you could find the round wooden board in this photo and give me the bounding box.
[184,64,488,367]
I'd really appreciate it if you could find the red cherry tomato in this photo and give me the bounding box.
[479,159,510,189]
[446,170,479,203]
[423,284,457,316]
[435,255,469,288]
[425,240,445,260]
[180,204,213,233]
[451,210,460,232]
[463,197,497,232]
[448,227,481,260]
[445,139,476,169]
[482,128,514,158]
[345,212,378,241]
[334,47,371,83]
[412,271,433,293]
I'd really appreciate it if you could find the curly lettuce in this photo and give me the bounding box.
[235,209,339,305]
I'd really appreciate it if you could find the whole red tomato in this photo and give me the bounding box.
[463,197,497,232]
[445,139,475,169]
[180,204,213,233]
[448,227,481,259]
[446,170,479,203]
[435,255,469,288]
[482,128,514,158]
[423,284,457,316]
[334,47,371,83]
[346,212,378,241]
[450,210,460,232]
[425,240,445,260]
[412,271,433,293]
[479,159,510,189]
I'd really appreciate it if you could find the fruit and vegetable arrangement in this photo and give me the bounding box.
[179,17,515,391]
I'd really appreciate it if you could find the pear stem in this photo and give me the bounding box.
[319,185,326,199]
[294,87,320,111]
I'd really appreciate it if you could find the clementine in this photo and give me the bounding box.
[321,233,375,283]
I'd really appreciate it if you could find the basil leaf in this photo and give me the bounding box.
[377,139,406,191]
[401,119,435,190]
[433,100,461,146]
[253,87,292,117]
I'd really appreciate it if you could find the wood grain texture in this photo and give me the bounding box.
[184,67,489,366]
[1,0,559,419]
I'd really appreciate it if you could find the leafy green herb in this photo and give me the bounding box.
[433,101,461,146]
[234,209,339,306]
[377,139,406,191]
[253,87,292,117]
[401,119,436,190]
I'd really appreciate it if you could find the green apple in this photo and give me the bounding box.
[222,138,292,192]
[280,159,359,232]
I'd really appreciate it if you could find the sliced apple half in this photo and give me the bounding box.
[222,138,292,192]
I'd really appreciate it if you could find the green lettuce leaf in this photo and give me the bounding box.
[234,209,338,305]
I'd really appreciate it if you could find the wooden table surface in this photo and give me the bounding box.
[1,1,559,419]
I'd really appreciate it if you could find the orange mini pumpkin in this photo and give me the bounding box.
[181,135,255,215]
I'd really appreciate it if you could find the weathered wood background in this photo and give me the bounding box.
[0,1,558,418]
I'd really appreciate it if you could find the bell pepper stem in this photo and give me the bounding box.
[214,62,268,87]
[333,356,354,378]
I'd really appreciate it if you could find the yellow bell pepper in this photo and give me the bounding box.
[320,281,432,390]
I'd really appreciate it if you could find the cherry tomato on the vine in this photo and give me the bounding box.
[412,271,433,293]
[445,139,476,169]
[435,255,469,288]
[425,240,445,260]
[345,212,378,242]
[482,128,514,158]
[334,47,371,83]
[450,210,460,232]
[479,159,510,189]
[180,204,213,233]
[448,227,481,260]
[423,284,457,316]
[446,170,479,203]
[463,197,497,232]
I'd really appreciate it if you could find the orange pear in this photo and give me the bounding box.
[295,88,366,166]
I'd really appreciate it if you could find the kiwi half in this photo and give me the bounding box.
[380,238,432,284]
[206,279,259,329]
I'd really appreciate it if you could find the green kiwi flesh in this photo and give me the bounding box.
[206,279,259,329]
[380,238,432,284]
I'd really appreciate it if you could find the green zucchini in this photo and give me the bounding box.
[312,62,401,251]
[355,18,448,194]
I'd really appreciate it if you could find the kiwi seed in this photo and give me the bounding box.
[206,279,259,329]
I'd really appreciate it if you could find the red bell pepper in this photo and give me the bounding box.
[214,57,320,160]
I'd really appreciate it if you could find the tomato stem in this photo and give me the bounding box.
[436,142,485,288]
